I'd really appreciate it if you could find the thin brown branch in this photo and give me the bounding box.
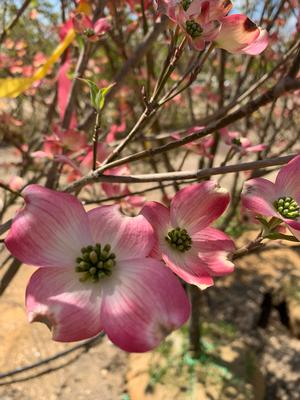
[63,154,297,191]
[78,15,168,130]
[0,258,21,296]
[63,76,300,193]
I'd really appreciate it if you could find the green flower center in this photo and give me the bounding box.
[75,243,116,283]
[185,20,203,38]
[181,0,192,11]
[83,28,95,37]
[165,227,192,252]
[232,138,241,146]
[273,196,300,220]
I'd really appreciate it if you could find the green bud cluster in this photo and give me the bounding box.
[185,20,203,38]
[75,243,116,283]
[273,196,300,220]
[181,0,192,11]
[165,227,192,252]
[83,28,95,37]
[232,137,242,146]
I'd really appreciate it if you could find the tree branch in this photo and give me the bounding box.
[63,154,297,191]
[64,76,300,192]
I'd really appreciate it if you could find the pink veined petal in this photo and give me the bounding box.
[141,201,171,259]
[191,226,236,252]
[241,178,278,217]
[198,0,233,22]
[101,258,190,352]
[162,251,214,289]
[94,17,112,36]
[199,252,234,276]
[177,6,187,25]
[88,205,155,261]
[201,20,221,41]
[215,14,260,54]
[170,181,230,234]
[168,5,179,22]
[192,228,235,275]
[189,36,206,51]
[275,155,300,202]
[26,267,103,342]
[5,185,92,268]
[283,218,300,233]
[186,0,204,18]
[241,28,269,55]
[160,225,235,287]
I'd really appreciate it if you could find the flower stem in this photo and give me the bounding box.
[92,111,101,171]
[188,285,202,359]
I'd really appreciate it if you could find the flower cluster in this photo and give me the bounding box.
[220,128,267,156]
[5,156,300,352]
[72,13,111,41]
[5,181,235,351]
[155,0,268,54]
[241,155,300,240]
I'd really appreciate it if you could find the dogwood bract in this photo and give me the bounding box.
[241,155,300,240]
[141,181,235,289]
[155,0,268,54]
[5,185,190,352]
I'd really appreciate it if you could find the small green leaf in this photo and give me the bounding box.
[77,78,99,109]
[256,216,269,229]
[95,83,115,110]
[264,233,299,242]
[268,217,283,230]
[77,80,115,111]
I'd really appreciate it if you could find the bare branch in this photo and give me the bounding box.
[64,154,297,190]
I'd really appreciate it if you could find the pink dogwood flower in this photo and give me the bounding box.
[72,13,111,41]
[214,14,269,55]
[141,181,235,289]
[155,0,268,54]
[220,128,267,156]
[241,155,300,240]
[5,185,190,351]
